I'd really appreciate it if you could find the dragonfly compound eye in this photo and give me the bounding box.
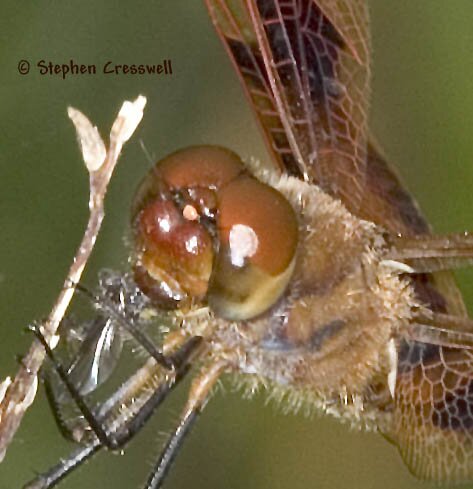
[131,145,298,318]
[133,199,214,306]
[208,175,298,320]
[131,145,243,308]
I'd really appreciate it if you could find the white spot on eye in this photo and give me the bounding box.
[157,216,171,233]
[229,224,258,267]
[183,205,199,221]
[185,235,199,254]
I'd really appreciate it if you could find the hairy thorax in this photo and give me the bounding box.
[176,175,419,423]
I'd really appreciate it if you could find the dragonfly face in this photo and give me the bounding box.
[16,2,473,489]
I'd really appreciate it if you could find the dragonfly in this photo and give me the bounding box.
[22,1,473,488]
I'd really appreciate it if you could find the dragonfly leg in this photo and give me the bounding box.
[144,359,229,489]
[74,282,176,370]
[24,332,202,489]
[30,323,202,450]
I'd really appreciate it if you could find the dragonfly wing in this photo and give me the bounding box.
[394,320,473,482]
[206,0,370,211]
[67,317,123,396]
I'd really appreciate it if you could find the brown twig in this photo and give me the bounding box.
[0,95,147,462]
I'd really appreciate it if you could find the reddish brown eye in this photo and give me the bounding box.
[133,199,213,307]
[131,145,244,222]
[218,176,298,274]
[157,145,243,190]
[208,176,298,320]
[131,145,245,308]
[131,145,298,318]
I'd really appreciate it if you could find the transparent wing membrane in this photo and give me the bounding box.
[388,233,473,273]
[205,0,370,210]
[395,327,473,482]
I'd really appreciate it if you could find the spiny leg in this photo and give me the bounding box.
[43,333,202,447]
[24,333,202,489]
[25,355,158,489]
[105,336,202,448]
[74,282,176,370]
[16,352,76,443]
[45,324,192,445]
[32,324,202,448]
[23,442,100,489]
[24,373,178,489]
[42,369,79,443]
[145,360,230,489]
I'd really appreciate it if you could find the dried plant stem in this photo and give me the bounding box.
[0,95,147,462]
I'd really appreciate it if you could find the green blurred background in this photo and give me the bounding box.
[2,1,473,488]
